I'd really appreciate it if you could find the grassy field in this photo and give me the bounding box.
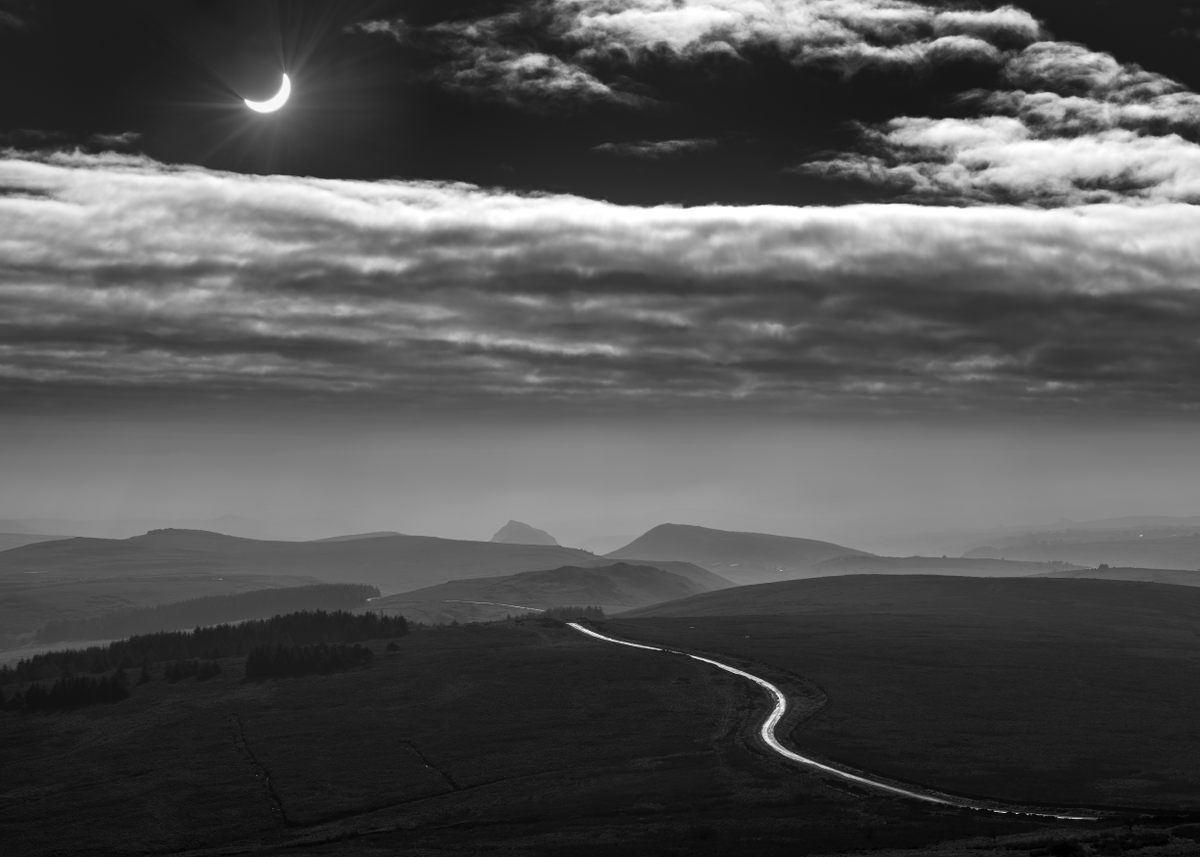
[1,619,1132,857]
[610,583,1200,810]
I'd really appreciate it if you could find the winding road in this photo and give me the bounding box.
[567,622,1103,822]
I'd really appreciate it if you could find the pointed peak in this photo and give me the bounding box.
[491,520,558,546]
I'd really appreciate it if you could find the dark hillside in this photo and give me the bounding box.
[810,555,1078,577]
[372,562,721,624]
[620,573,1200,620]
[608,523,870,584]
[1039,566,1200,587]
[615,574,1200,809]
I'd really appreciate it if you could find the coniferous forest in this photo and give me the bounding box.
[34,584,380,643]
[164,659,223,683]
[542,606,606,621]
[12,670,130,711]
[2,610,408,685]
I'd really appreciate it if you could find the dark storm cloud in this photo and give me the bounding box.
[3,149,1200,416]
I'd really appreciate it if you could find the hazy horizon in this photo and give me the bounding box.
[4,411,1198,553]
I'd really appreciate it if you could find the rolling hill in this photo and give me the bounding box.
[311,531,403,542]
[1038,565,1200,587]
[607,524,870,584]
[620,572,1200,620]
[372,561,729,624]
[0,532,65,552]
[965,533,1200,570]
[869,515,1200,558]
[809,554,1079,577]
[0,528,597,645]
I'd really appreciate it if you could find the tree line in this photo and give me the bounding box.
[34,584,380,643]
[10,670,130,711]
[1,610,409,684]
[542,606,606,621]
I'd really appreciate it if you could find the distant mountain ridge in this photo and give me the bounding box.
[0,528,599,593]
[607,523,870,584]
[491,520,558,546]
[0,527,736,598]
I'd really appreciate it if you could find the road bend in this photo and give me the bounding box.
[567,622,1102,822]
[443,600,545,612]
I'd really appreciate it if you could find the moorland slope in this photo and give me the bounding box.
[621,572,1200,619]
[614,574,1200,809]
[1038,565,1200,587]
[6,621,1117,857]
[373,561,729,624]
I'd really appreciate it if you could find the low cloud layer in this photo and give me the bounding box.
[3,150,1200,417]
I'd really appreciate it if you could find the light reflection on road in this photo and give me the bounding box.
[443,600,545,612]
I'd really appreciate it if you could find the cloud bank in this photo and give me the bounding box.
[3,150,1200,416]
[356,1,1200,206]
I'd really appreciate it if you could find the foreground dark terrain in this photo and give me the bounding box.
[4,617,1200,856]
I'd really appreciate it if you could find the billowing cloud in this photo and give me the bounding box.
[352,1,1200,207]
[551,0,1040,70]
[3,149,1200,416]
[358,1,1043,110]
[802,117,1200,204]
[795,31,1200,205]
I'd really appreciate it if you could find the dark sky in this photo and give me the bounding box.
[2,0,1199,540]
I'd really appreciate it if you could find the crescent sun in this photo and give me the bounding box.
[244,73,291,113]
